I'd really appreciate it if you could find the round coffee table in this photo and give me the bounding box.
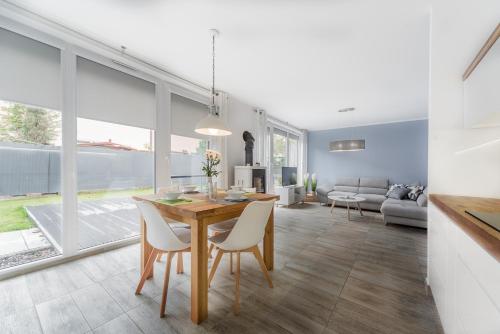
[328,195,366,221]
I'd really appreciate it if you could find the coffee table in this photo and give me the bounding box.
[328,195,365,221]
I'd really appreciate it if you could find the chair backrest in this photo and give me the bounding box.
[136,201,189,251]
[219,200,275,251]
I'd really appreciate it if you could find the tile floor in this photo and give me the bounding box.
[0,203,443,334]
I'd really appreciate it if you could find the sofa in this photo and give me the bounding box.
[316,177,427,228]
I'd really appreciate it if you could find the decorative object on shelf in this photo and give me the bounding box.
[303,173,310,192]
[202,149,221,201]
[243,131,254,166]
[194,29,232,136]
[329,107,365,152]
[311,173,317,193]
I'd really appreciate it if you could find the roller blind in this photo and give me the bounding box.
[0,28,61,110]
[171,93,208,138]
[76,57,156,129]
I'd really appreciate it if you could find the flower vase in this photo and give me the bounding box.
[207,177,217,201]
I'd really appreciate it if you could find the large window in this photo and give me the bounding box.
[76,119,154,250]
[170,135,208,190]
[268,126,301,189]
[0,101,62,269]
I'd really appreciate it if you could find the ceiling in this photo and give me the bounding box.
[6,0,431,131]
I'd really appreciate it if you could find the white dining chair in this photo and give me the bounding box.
[208,200,275,314]
[135,201,191,318]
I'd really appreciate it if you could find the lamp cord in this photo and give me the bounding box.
[212,33,215,106]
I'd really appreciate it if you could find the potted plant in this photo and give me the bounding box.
[303,173,310,193]
[311,173,318,194]
[202,149,221,200]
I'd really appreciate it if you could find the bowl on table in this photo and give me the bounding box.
[181,185,198,193]
[163,191,182,200]
[226,190,245,200]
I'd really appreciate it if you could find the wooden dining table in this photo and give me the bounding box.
[133,191,279,324]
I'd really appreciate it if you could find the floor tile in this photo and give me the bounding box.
[71,283,123,329]
[92,314,142,334]
[36,294,90,334]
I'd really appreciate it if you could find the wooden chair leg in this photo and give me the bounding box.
[234,251,241,315]
[156,252,163,262]
[208,243,215,259]
[208,249,224,287]
[230,252,234,274]
[252,246,273,288]
[136,249,159,295]
[176,252,184,274]
[160,252,175,318]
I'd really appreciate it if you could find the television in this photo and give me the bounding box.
[282,167,297,186]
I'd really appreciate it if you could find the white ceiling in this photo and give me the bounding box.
[6,0,431,131]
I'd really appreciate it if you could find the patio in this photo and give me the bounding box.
[26,198,140,250]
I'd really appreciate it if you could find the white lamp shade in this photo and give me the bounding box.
[194,114,232,136]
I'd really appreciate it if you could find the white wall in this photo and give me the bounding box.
[429,0,500,198]
[226,97,257,186]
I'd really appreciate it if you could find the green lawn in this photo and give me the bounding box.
[0,188,153,233]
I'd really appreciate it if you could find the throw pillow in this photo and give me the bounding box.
[386,184,405,197]
[408,185,424,200]
[387,187,411,200]
[417,192,428,207]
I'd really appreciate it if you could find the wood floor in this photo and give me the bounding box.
[0,203,443,334]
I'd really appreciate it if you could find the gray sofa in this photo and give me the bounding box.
[316,177,427,228]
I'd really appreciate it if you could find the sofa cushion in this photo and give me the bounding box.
[359,177,389,189]
[334,185,359,193]
[408,185,425,200]
[387,187,411,200]
[336,177,359,187]
[358,187,388,195]
[357,193,386,205]
[417,188,428,207]
[328,191,357,198]
[381,199,427,220]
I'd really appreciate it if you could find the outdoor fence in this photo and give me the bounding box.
[0,142,204,196]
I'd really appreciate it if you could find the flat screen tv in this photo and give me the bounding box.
[282,167,297,186]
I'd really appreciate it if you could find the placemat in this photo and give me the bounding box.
[155,198,202,206]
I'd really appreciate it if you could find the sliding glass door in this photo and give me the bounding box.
[268,126,301,190]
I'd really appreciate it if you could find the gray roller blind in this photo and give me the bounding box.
[0,28,61,110]
[171,93,208,138]
[76,57,156,129]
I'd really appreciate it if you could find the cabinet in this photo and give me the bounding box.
[428,203,500,334]
[234,166,266,193]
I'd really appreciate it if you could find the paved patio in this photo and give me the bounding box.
[26,198,140,250]
[0,228,51,256]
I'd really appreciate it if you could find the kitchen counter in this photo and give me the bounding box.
[429,194,500,261]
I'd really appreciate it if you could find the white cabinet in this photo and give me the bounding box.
[234,166,266,192]
[428,203,500,334]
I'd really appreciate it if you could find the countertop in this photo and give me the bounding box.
[429,194,500,262]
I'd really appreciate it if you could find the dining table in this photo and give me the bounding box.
[132,191,279,324]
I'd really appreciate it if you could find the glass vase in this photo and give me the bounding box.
[207,177,217,201]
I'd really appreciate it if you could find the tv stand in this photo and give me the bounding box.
[275,185,306,206]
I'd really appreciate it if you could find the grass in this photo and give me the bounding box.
[0,187,153,233]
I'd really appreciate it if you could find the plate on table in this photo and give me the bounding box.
[224,196,248,202]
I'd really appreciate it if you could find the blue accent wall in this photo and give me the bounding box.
[308,120,428,187]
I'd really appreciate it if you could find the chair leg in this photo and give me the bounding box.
[208,243,215,259]
[136,249,159,295]
[208,249,224,287]
[234,251,241,315]
[252,246,273,288]
[176,252,184,274]
[156,252,163,262]
[160,252,175,318]
[230,252,234,274]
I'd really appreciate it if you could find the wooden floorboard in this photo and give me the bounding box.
[2,202,443,334]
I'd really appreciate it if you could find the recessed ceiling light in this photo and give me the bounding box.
[338,107,355,113]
